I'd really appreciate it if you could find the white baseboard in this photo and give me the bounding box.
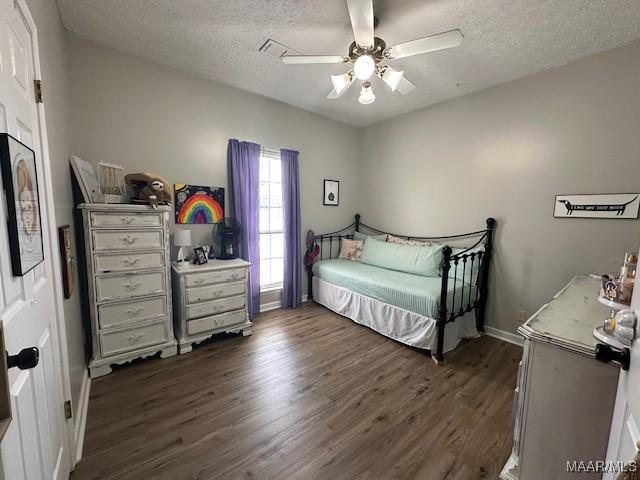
[484,325,524,347]
[260,300,282,313]
[259,294,309,313]
[73,369,91,468]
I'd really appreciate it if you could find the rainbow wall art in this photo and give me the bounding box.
[174,184,224,224]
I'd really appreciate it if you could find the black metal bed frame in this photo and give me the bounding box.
[305,214,497,362]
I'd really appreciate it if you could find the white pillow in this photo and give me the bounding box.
[338,239,363,261]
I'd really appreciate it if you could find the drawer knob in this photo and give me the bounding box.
[124,306,144,316]
[122,256,142,265]
[119,235,140,245]
[123,281,142,290]
[119,216,134,224]
[126,333,146,344]
[194,278,204,285]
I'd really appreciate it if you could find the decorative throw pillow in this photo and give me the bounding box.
[388,234,434,248]
[338,239,363,261]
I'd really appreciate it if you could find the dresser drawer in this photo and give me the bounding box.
[98,296,167,329]
[184,268,246,287]
[96,271,166,302]
[90,211,163,228]
[186,281,246,304]
[100,320,168,357]
[187,309,246,336]
[92,229,163,251]
[94,251,165,273]
[186,295,246,320]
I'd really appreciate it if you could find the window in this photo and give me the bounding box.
[259,150,284,289]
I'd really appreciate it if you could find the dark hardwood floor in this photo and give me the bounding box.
[71,303,521,480]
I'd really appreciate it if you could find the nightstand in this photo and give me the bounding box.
[171,259,252,354]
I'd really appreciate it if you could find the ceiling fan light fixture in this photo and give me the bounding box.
[354,55,375,80]
[381,66,404,92]
[358,82,375,105]
[331,71,353,96]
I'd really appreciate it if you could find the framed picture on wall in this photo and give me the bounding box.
[58,225,75,299]
[0,134,44,276]
[554,193,640,219]
[174,184,224,224]
[323,179,339,206]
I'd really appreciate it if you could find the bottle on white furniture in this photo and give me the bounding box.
[171,259,252,354]
[501,275,621,480]
[79,203,178,378]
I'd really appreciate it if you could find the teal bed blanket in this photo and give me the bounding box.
[312,259,471,319]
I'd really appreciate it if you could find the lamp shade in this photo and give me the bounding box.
[381,66,404,92]
[174,228,192,247]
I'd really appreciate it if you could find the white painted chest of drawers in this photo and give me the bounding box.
[79,204,178,378]
[172,259,252,354]
[500,276,619,480]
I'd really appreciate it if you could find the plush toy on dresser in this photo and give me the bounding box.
[125,172,173,208]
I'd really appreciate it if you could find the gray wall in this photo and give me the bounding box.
[66,35,362,303]
[26,0,86,419]
[360,41,640,333]
[64,32,640,336]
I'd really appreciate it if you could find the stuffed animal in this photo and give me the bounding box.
[125,172,173,209]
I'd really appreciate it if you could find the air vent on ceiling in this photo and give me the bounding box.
[258,39,300,59]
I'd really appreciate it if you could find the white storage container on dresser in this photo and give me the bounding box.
[79,204,177,378]
[172,259,251,354]
[500,275,620,480]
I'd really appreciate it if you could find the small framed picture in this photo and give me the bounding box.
[193,247,208,265]
[58,225,75,299]
[0,134,44,276]
[323,179,339,206]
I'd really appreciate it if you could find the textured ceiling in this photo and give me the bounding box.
[56,0,640,127]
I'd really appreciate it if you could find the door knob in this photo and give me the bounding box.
[7,347,39,370]
[595,343,630,371]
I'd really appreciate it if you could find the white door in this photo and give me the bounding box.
[604,247,640,479]
[0,0,71,479]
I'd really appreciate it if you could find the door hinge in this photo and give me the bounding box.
[34,79,43,104]
[64,400,72,420]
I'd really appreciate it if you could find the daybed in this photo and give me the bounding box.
[305,214,496,363]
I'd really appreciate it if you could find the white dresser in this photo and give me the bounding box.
[501,275,620,480]
[79,204,177,378]
[172,259,252,354]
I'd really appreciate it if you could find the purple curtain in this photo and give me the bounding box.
[228,139,261,319]
[281,148,302,308]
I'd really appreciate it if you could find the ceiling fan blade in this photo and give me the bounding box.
[385,29,463,60]
[347,0,374,48]
[282,55,350,64]
[396,76,416,95]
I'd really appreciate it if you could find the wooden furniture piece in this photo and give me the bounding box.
[172,259,251,354]
[500,275,620,480]
[306,213,496,362]
[79,203,177,378]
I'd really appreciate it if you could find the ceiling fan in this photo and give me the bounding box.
[281,0,463,105]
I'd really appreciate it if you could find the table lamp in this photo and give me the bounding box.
[174,228,191,265]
